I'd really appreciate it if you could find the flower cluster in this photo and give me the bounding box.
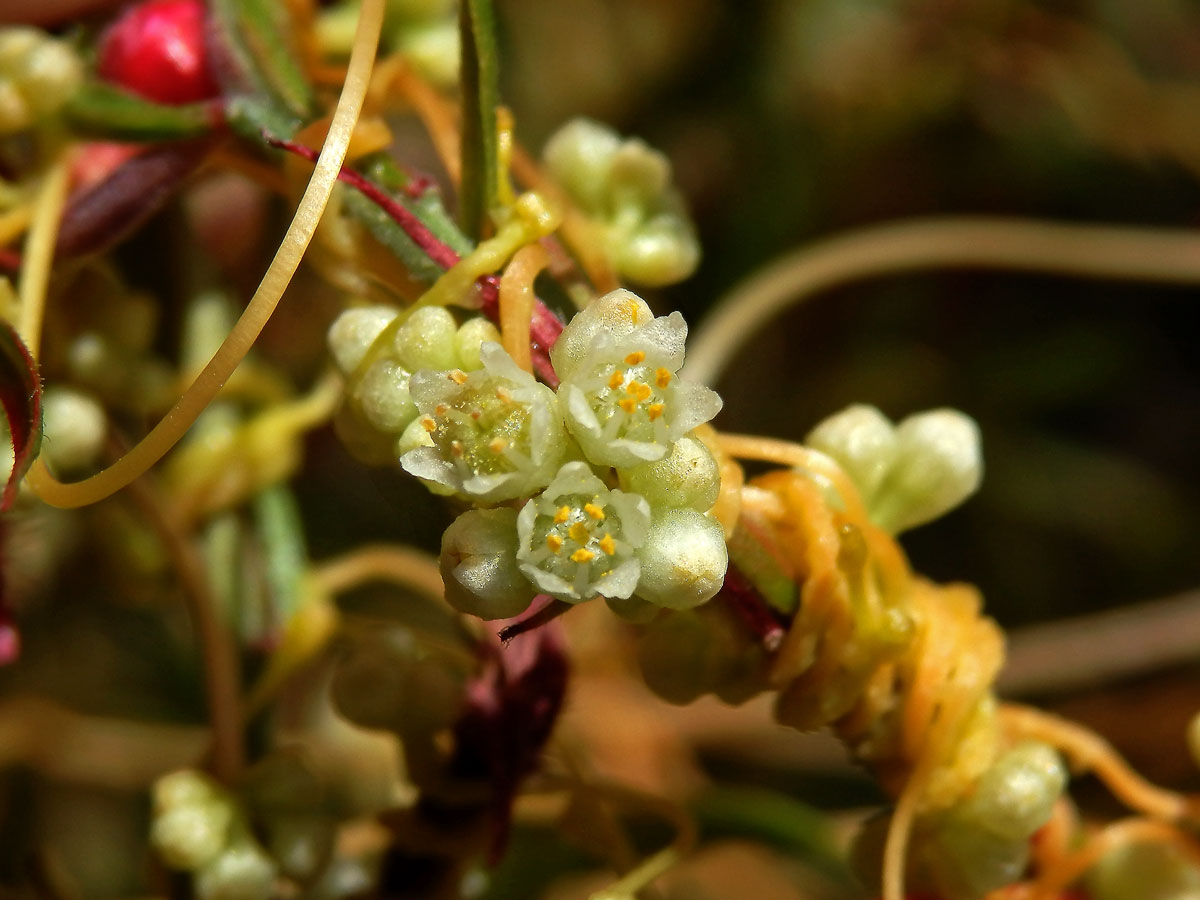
[327,304,502,466]
[805,403,983,533]
[358,289,729,618]
[543,118,701,287]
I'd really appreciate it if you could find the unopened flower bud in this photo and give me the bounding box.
[805,404,896,502]
[440,508,534,619]
[634,508,727,609]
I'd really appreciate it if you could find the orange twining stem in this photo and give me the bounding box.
[499,243,550,374]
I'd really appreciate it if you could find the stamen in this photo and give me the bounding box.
[546,534,564,553]
[584,502,605,520]
[598,533,616,556]
[568,521,590,543]
[554,505,571,523]
[655,368,672,388]
[624,350,646,365]
[618,397,638,415]
[633,382,652,402]
[571,548,596,564]
[448,370,467,385]
[420,416,437,432]
[647,403,665,421]
[488,437,508,454]
[434,404,448,417]
[608,371,625,390]
[495,387,512,403]
[450,440,464,457]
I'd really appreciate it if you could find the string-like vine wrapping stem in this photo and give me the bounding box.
[25,0,386,509]
[685,216,1200,387]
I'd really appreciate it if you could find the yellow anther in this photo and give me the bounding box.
[434,404,448,417]
[647,403,665,421]
[546,534,564,553]
[488,437,508,454]
[618,397,638,415]
[634,382,652,402]
[608,371,625,390]
[584,502,605,520]
[420,416,437,433]
[450,440,464,457]
[599,533,616,556]
[655,368,672,388]
[624,350,646,365]
[568,521,590,543]
[554,505,571,523]
[448,370,467,385]
[571,548,596,564]
[495,387,512,403]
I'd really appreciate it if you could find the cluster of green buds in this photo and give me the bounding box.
[327,304,502,467]
[805,403,983,533]
[316,0,459,87]
[543,118,701,287]
[917,741,1067,899]
[150,770,278,900]
[0,27,83,134]
[362,288,729,619]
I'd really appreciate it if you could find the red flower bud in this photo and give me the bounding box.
[97,0,219,105]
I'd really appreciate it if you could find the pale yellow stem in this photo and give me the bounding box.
[17,156,70,358]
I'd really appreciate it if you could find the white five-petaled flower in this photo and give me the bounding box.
[551,289,722,469]
[516,462,650,602]
[400,342,566,502]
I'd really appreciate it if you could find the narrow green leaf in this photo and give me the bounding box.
[253,485,308,624]
[458,0,501,240]
[1,320,42,511]
[210,0,315,120]
[63,83,218,142]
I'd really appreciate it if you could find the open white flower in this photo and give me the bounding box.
[551,289,722,469]
[401,342,566,502]
[516,462,650,602]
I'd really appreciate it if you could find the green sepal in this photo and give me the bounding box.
[211,0,315,119]
[63,83,218,141]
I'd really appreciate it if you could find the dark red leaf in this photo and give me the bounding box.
[1,321,42,512]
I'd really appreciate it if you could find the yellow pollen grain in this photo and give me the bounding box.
[448,370,467,385]
[655,368,672,388]
[546,534,563,553]
[584,502,605,520]
[488,437,508,453]
[554,505,571,523]
[624,350,646,365]
[599,533,616,556]
[647,403,665,421]
[571,548,595,564]
[608,371,625,390]
[568,521,590,543]
[420,416,437,432]
[450,440,464,457]
[618,397,638,415]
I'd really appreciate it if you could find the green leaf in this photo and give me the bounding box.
[63,83,218,142]
[458,0,501,240]
[210,0,315,120]
[1,320,42,511]
[253,485,308,624]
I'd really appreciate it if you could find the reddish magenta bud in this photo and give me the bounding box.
[97,0,219,105]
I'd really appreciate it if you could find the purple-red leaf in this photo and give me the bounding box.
[1,321,42,512]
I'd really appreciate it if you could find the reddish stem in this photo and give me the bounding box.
[265,135,461,269]
[497,595,572,643]
[267,136,565,384]
[721,562,786,652]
